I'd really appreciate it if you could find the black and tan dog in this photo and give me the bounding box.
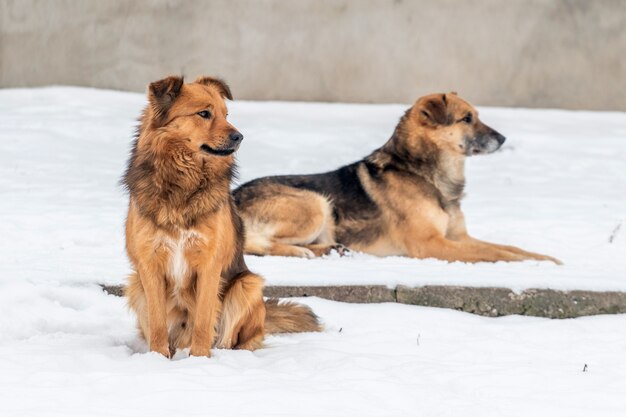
[123,76,320,359]
[234,93,561,264]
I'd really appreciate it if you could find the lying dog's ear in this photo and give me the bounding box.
[419,94,452,126]
[195,76,233,100]
[148,76,184,126]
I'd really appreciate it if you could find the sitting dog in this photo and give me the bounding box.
[233,93,560,264]
[123,76,320,358]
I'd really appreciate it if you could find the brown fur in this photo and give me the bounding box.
[123,76,321,358]
[234,93,561,264]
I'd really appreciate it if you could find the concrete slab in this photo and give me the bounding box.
[101,284,626,319]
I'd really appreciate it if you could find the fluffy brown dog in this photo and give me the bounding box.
[123,76,320,358]
[234,93,561,264]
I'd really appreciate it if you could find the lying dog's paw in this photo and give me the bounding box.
[546,255,563,265]
[295,247,316,259]
[330,244,350,257]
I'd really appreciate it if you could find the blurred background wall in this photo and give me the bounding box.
[1,0,625,110]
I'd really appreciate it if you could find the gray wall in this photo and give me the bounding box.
[1,0,625,110]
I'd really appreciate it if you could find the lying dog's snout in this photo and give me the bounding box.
[229,131,244,144]
[467,124,507,156]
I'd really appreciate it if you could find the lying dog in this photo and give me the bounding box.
[123,76,320,358]
[234,93,560,264]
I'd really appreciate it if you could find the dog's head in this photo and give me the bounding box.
[401,93,505,157]
[144,75,243,157]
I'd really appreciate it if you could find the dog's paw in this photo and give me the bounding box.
[546,256,563,265]
[330,244,350,257]
[295,247,316,259]
[526,252,563,265]
[150,344,172,359]
[189,345,212,358]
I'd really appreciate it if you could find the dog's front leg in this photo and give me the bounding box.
[413,236,527,263]
[137,264,170,358]
[190,261,221,358]
[445,205,562,264]
[464,237,562,264]
[405,221,527,263]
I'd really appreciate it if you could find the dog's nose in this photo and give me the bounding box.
[495,132,506,145]
[229,132,244,143]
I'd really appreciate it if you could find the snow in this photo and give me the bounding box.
[1,288,625,416]
[1,87,625,292]
[1,87,625,416]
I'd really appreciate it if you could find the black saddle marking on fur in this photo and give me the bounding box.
[234,162,384,245]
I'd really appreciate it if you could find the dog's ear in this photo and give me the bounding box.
[148,76,184,126]
[195,76,233,100]
[418,94,453,126]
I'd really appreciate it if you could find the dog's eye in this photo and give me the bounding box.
[460,113,473,124]
[197,110,211,119]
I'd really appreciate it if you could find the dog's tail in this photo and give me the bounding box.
[264,299,322,334]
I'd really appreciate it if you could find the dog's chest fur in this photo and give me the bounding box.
[432,155,465,208]
[156,229,205,289]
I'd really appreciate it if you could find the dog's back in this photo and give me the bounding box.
[234,160,388,257]
[235,162,380,227]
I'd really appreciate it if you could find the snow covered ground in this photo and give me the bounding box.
[1,87,625,416]
[1,88,625,293]
[1,291,625,417]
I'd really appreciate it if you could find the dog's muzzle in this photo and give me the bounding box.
[200,132,244,156]
[467,127,506,156]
